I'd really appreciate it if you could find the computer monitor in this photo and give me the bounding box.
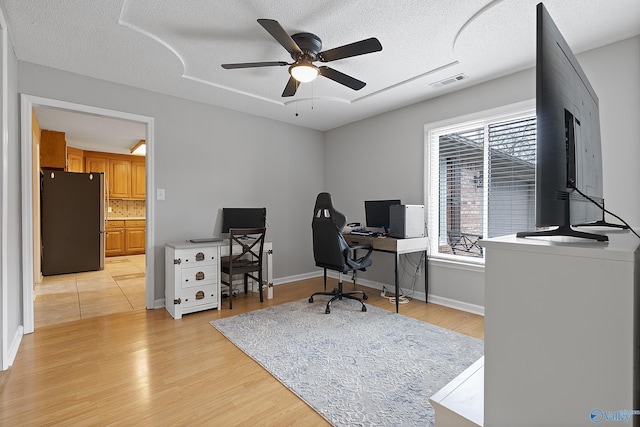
[221,207,266,233]
[365,199,401,230]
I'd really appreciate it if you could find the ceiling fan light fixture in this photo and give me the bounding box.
[289,63,318,82]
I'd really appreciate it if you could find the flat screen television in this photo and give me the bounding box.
[517,3,616,242]
[365,199,401,230]
[221,207,266,233]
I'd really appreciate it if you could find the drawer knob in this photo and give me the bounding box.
[195,252,205,261]
[196,290,205,300]
[196,271,205,280]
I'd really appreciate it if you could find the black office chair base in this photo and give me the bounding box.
[308,274,368,314]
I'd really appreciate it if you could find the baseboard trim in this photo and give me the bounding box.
[154,269,485,316]
[427,295,485,316]
[273,271,322,285]
[6,325,23,369]
[323,270,484,316]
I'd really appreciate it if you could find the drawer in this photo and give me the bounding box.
[181,265,217,287]
[125,220,146,228]
[106,220,125,228]
[181,284,218,308]
[177,247,217,266]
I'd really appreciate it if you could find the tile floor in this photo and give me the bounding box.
[34,255,146,329]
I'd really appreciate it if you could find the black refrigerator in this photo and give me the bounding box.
[41,169,105,276]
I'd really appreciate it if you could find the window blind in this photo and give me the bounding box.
[427,110,536,259]
[437,127,485,257]
[487,117,536,238]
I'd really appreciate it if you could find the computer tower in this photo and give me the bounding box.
[389,205,425,238]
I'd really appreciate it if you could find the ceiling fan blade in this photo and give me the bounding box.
[257,19,302,56]
[318,66,366,90]
[319,38,382,62]
[282,76,300,97]
[221,61,288,69]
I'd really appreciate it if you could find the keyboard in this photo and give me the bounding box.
[350,230,374,236]
[189,237,224,243]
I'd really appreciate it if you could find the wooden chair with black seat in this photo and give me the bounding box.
[309,192,373,314]
[220,227,266,309]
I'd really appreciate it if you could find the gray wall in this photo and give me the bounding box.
[2,31,638,367]
[3,20,22,367]
[17,62,325,305]
[324,35,640,312]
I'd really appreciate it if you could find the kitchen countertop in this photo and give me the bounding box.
[107,217,146,221]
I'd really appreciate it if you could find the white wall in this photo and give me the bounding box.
[17,62,325,306]
[581,37,640,224]
[324,35,640,312]
[1,20,23,368]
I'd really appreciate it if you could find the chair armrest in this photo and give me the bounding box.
[344,244,374,271]
[347,244,372,251]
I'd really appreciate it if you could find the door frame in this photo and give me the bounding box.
[20,94,155,334]
[0,8,8,370]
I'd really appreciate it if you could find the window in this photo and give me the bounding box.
[426,105,536,260]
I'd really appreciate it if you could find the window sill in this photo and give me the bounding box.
[428,254,485,273]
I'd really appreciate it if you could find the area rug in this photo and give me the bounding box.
[210,299,484,426]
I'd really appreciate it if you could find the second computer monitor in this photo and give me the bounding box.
[365,199,401,230]
[221,207,266,233]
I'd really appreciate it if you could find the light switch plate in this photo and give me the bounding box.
[156,189,165,200]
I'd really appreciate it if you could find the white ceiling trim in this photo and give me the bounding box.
[353,61,461,104]
[453,0,507,49]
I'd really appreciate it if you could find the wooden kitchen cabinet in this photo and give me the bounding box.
[83,151,146,200]
[106,219,145,257]
[105,220,126,257]
[130,161,146,199]
[66,147,84,172]
[124,220,146,254]
[109,158,131,199]
[40,130,67,169]
[85,155,108,175]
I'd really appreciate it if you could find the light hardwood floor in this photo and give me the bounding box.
[2,277,484,426]
[34,255,146,328]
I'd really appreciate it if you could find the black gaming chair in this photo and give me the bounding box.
[309,192,373,314]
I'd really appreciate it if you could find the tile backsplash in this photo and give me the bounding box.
[109,199,145,218]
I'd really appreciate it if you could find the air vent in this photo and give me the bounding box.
[430,74,468,88]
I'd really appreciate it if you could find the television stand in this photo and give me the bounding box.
[516,224,608,242]
[574,220,629,230]
[574,200,630,230]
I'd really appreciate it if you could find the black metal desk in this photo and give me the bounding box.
[344,234,429,313]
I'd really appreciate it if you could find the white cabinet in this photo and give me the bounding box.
[165,243,220,319]
[481,232,640,427]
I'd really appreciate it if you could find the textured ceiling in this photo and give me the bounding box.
[4,1,640,148]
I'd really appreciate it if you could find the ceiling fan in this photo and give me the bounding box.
[221,19,382,97]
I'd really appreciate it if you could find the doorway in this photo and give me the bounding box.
[34,255,146,327]
[21,95,155,334]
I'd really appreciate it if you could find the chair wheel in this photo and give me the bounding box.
[362,306,367,312]
[308,297,314,303]
[325,307,331,314]
[362,294,368,300]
